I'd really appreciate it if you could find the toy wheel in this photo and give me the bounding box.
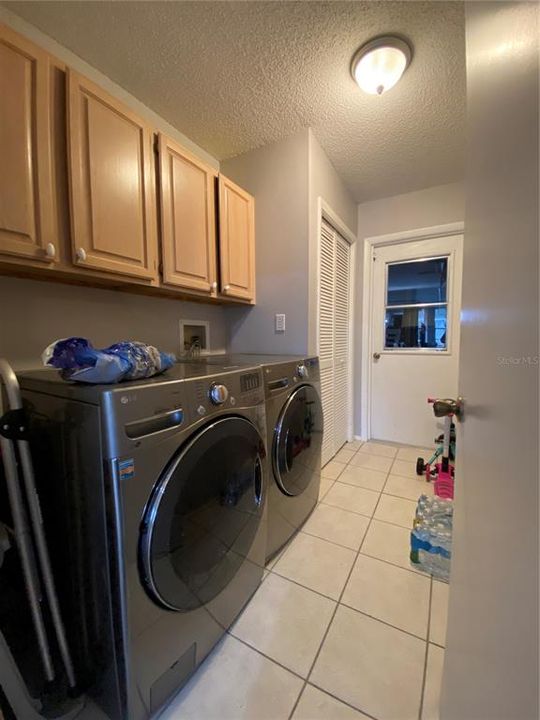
[416,457,425,476]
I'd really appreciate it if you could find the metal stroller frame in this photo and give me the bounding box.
[0,359,76,692]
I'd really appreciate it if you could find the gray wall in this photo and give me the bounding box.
[308,130,357,233]
[356,182,465,241]
[0,277,228,370]
[441,3,539,718]
[354,182,465,436]
[222,130,310,355]
[223,128,357,363]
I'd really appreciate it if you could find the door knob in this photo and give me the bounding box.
[373,352,381,360]
[428,397,464,420]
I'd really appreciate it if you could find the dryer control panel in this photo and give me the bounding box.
[262,357,320,399]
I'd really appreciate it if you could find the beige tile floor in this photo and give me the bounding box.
[161,440,449,720]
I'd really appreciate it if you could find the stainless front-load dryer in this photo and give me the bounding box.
[177,355,324,561]
[19,364,267,720]
[254,357,323,560]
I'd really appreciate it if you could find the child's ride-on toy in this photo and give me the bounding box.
[416,424,455,478]
[416,397,461,499]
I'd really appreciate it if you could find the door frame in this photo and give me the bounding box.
[359,221,464,441]
[315,197,357,444]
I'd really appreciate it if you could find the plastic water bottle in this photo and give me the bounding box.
[410,495,453,581]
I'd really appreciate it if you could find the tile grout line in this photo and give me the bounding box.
[269,565,343,603]
[296,527,366,553]
[287,474,389,720]
[286,444,369,719]
[227,632,307,683]
[328,467,433,501]
[430,639,446,650]
[316,446,431,717]
[307,681,380,720]
[269,523,429,597]
[326,479,427,506]
[273,516,429,574]
[360,547,431,578]
[248,443,428,720]
[318,500,378,521]
[418,576,434,720]
[338,601,431,644]
[282,460,431,582]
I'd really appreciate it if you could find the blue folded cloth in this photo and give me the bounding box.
[42,337,175,384]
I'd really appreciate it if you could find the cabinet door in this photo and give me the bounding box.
[67,70,157,281]
[218,175,255,302]
[158,134,217,294]
[0,25,56,263]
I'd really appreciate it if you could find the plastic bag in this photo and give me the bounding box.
[42,337,176,384]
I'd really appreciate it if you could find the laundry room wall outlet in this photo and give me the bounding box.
[275,314,286,333]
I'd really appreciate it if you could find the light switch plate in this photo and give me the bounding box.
[275,314,286,332]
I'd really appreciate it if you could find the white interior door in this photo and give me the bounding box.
[369,234,463,446]
[318,219,352,465]
[441,4,538,718]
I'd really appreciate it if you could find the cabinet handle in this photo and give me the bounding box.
[76,248,87,262]
[45,243,56,259]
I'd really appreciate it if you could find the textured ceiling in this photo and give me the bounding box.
[5,1,466,201]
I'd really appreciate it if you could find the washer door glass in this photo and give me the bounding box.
[273,385,323,496]
[139,416,265,611]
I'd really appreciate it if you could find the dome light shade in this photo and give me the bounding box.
[351,36,412,95]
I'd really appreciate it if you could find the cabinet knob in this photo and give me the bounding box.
[45,243,56,259]
[211,281,217,291]
[223,285,230,292]
[76,248,87,262]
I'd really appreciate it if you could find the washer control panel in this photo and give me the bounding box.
[240,371,261,393]
[209,383,229,405]
[193,369,264,416]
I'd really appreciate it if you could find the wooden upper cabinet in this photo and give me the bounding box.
[66,70,157,281]
[218,175,255,302]
[0,25,56,263]
[158,134,217,294]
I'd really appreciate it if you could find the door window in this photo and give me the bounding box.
[385,257,449,349]
[139,417,265,611]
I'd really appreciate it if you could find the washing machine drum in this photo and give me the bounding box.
[139,416,265,612]
[273,384,323,497]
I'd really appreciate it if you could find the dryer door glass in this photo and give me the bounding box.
[273,385,323,496]
[139,417,265,611]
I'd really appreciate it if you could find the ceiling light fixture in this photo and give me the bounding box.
[351,35,412,96]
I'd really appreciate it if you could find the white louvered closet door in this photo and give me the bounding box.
[319,222,335,466]
[333,234,351,451]
[318,219,352,465]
